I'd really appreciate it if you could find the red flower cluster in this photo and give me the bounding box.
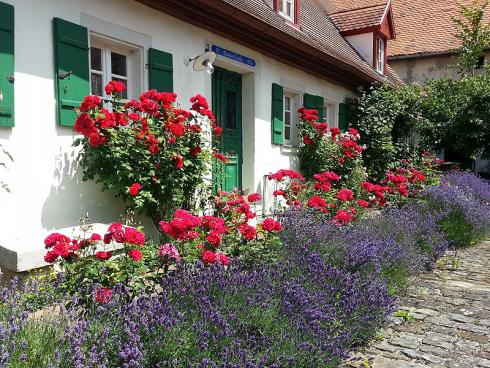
[95,287,112,303]
[103,223,145,246]
[268,169,304,182]
[104,80,126,95]
[298,108,319,122]
[313,171,340,192]
[159,189,282,267]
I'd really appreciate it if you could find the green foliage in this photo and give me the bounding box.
[298,136,366,189]
[349,85,425,181]
[452,0,490,75]
[419,74,490,160]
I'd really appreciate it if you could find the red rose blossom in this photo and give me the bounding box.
[95,251,112,260]
[128,249,143,261]
[261,218,282,232]
[247,193,262,203]
[95,287,112,303]
[201,250,217,265]
[129,183,141,196]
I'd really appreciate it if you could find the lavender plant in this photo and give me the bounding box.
[423,171,490,247]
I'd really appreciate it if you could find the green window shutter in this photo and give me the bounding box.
[339,102,350,132]
[315,95,324,122]
[148,48,173,92]
[303,93,315,109]
[0,1,15,127]
[303,93,324,121]
[271,83,284,145]
[53,18,89,127]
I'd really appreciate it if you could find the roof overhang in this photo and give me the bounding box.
[135,0,384,90]
[335,1,396,40]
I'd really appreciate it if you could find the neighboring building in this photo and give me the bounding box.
[0,0,399,272]
[388,0,490,173]
[388,0,490,84]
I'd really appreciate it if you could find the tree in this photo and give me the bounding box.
[452,0,490,75]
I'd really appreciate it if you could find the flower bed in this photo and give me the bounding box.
[3,83,490,366]
[2,172,489,367]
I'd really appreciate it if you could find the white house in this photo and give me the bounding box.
[0,0,399,273]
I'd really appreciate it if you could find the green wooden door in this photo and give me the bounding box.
[212,67,242,192]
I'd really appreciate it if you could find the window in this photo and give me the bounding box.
[90,36,139,99]
[278,0,295,22]
[323,101,338,128]
[284,91,299,146]
[376,37,385,74]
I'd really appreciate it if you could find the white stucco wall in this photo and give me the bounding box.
[346,33,374,67]
[0,0,354,271]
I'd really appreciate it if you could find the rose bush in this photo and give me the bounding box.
[74,83,224,230]
[297,108,367,188]
[42,223,176,303]
[160,190,282,266]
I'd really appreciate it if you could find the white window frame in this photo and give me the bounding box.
[89,34,142,100]
[376,37,385,74]
[279,0,295,22]
[324,100,338,128]
[283,90,300,147]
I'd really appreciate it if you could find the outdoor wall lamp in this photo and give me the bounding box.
[185,50,217,75]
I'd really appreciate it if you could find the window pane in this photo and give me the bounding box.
[285,96,290,110]
[285,111,291,125]
[91,73,103,96]
[285,126,291,140]
[111,52,127,76]
[112,77,128,99]
[90,47,102,71]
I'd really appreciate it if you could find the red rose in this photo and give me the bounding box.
[125,227,145,246]
[216,253,229,266]
[206,230,222,247]
[44,233,70,249]
[90,233,102,242]
[261,218,281,232]
[239,224,257,240]
[80,95,101,112]
[201,250,217,265]
[95,251,112,260]
[128,249,143,261]
[129,183,141,196]
[334,210,352,224]
[307,196,327,208]
[95,287,112,303]
[104,80,126,95]
[213,126,223,136]
[190,146,202,156]
[149,144,159,154]
[357,200,369,208]
[44,251,58,263]
[169,123,185,137]
[74,113,96,136]
[172,155,184,169]
[330,127,341,139]
[247,193,262,203]
[337,189,354,202]
[303,136,313,145]
[214,152,228,163]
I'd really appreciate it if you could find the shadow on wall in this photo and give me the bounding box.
[40,148,157,238]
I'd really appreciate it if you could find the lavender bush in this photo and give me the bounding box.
[423,171,490,247]
[282,202,448,294]
[1,255,394,368]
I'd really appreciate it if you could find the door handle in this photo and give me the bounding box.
[58,71,73,79]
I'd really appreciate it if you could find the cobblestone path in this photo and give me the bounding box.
[348,240,490,368]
